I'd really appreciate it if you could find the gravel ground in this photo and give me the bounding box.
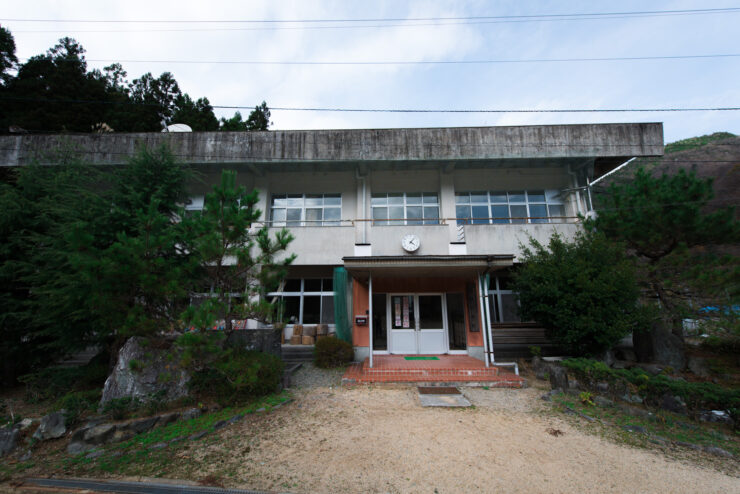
[158,371,739,494]
[288,362,346,389]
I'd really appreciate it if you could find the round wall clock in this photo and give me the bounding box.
[401,233,420,253]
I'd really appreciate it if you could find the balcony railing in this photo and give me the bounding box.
[262,216,579,227]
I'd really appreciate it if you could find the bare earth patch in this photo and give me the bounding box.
[160,383,738,493]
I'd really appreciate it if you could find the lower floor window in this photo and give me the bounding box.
[488,274,521,323]
[269,278,335,325]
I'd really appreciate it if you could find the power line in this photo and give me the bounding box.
[23,53,739,66]
[1,95,739,113]
[3,7,739,24]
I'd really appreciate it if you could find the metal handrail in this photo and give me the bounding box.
[259,216,580,226]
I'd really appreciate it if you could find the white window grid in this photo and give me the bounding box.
[455,190,565,225]
[371,192,440,225]
[488,275,521,323]
[270,194,341,227]
[267,278,335,325]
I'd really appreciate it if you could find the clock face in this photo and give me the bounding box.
[401,234,420,252]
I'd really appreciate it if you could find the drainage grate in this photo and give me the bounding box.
[418,386,460,395]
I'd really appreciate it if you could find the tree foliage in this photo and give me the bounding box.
[513,231,647,356]
[591,167,739,336]
[183,170,295,332]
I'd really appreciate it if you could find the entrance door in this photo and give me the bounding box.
[388,294,448,354]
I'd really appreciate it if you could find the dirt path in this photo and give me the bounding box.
[171,384,739,494]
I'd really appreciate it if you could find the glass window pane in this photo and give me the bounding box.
[271,195,287,207]
[372,207,388,225]
[406,193,422,205]
[470,191,488,203]
[423,194,438,204]
[388,193,404,205]
[305,194,322,206]
[304,279,321,292]
[391,295,415,329]
[455,192,470,204]
[510,205,527,224]
[322,278,333,291]
[456,205,471,224]
[406,206,422,225]
[418,295,444,329]
[548,204,565,223]
[306,208,322,223]
[286,208,302,226]
[281,296,301,324]
[529,204,548,223]
[472,205,490,224]
[545,189,562,202]
[509,191,526,203]
[271,208,286,225]
[302,296,320,324]
[324,194,341,206]
[323,207,341,225]
[423,206,439,224]
[286,194,302,207]
[491,205,509,224]
[490,191,508,203]
[528,190,545,202]
[186,195,204,211]
[371,194,387,206]
[388,206,404,225]
[284,279,301,292]
[321,296,335,324]
[500,294,521,322]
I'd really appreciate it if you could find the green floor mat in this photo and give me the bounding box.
[404,356,439,360]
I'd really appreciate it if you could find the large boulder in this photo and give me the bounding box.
[548,365,569,391]
[650,328,686,370]
[0,427,19,457]
[100,337,189,405]
[32,411,67,441]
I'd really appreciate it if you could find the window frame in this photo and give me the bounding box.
[371,192,440,226]
[488,275,521,323]
[268,278,335,325]
[270,193,342,227]
[455,190,565,225]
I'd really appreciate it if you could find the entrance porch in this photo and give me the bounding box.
[341,355,525,387]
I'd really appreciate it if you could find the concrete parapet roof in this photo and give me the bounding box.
[0,122,663,168]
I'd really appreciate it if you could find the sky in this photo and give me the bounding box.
[2,0,740,142]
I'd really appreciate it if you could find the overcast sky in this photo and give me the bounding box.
[3,0,740,142]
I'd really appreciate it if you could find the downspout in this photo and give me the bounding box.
[483,272,495,365]
[356,168,367,244]
[477,274,490,367]
[566,163,584,216]
[368,274,373,368]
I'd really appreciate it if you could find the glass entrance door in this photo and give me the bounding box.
[388,294,448,354]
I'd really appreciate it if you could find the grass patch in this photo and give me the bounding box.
[550,391,740,457]
[62,391,291,476]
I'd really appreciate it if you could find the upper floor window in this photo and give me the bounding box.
[371,192,439,225]
[270,194,341,227]
[455,190,565,225]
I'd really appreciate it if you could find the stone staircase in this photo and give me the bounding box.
[281,344,314,365]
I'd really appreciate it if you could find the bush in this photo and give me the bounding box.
[314,336,353,368]
[513,231,647,357]
[101,396,141,420]
[55,389,101,426]
[189,348,284,406]
[562,358,740,421]
[19,361,108,402]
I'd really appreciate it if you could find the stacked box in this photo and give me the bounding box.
[303,325,317,337]
[302,335,315,345]
[292,325,303,336]
[289,335,302,345]
[316,324,328,336]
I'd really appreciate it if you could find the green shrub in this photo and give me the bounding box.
[55,389,101,426]
[562,358,740,421]
[101,397,140,420]
[314,336,353,368]
[19,361,108,402]
[189,348,284,406]
[513,231,649,357]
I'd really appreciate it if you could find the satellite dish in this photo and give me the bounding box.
[162,123,193,133]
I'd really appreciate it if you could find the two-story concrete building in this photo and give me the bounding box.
[0,123,664,368]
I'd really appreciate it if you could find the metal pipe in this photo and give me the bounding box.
[368,274,373,368]
[566,163,584,216]
[483,272,496,365]
[590,157,636,187]
[477,274,490,367]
